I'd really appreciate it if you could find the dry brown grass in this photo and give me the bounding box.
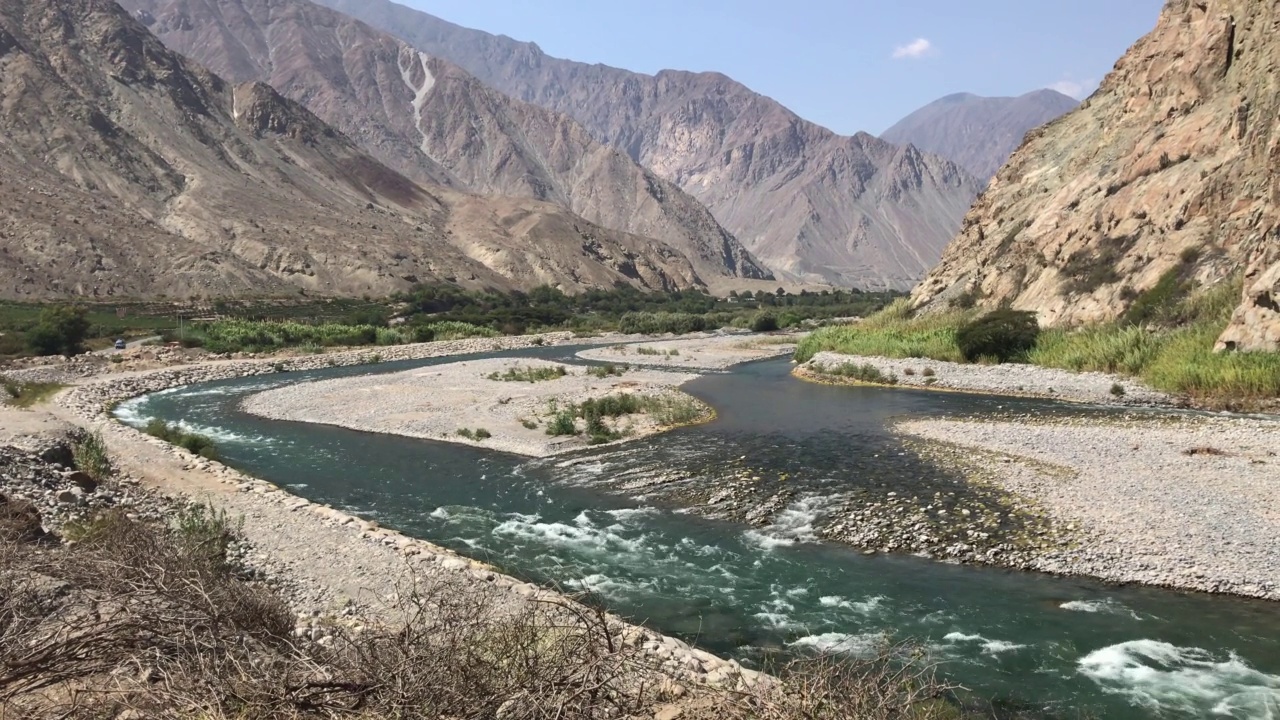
[1,508,962,719]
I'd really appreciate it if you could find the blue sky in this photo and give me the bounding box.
[403,0,1163,135]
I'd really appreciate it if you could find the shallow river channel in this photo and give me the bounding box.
[115,346,1280,719]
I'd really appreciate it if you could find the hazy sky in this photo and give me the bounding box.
[402,0,1163,135]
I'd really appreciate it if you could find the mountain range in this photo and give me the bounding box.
[0,0,738,299]
[308,0,987,290]
[0,0,1103,301]
[116,0,773,289]
[881,90,1079,182]
[911,0,1279,352]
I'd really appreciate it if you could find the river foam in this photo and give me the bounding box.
[1060,598,1146,620]
[788,632,887,657]
[1079,640,1280,717]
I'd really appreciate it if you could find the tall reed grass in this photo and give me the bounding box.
[797,282,1280,404]
[793,300,973,363]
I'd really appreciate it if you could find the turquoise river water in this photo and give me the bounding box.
[114,346,1280,719]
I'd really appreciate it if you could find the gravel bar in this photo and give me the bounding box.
[897,415,1280,600]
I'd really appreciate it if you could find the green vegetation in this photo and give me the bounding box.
[487,365,568,383]
[954,309,1040,363]
[170,503,243,575]
[798,277,1280,405]
[399,283,900,337]
[456,428,492,441]
[144,419,219,460]
[0,300,191,358]
[0,285,899,359]
[181,319,497,354]
[587,363,628,379]
[2,381,65,409]
[617,311,707,335]
[825,362,898,385]
[71,431,112,481]
[638,394,708,426]
[751,311,780,332]
[545,410,578,437]
[25,306,91,356]
[795,300,972,364]
[1120,266,1194,328]
[544,392,707,443]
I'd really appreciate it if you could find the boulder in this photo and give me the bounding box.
[63,470,98,493]
[1217,252,1280,352]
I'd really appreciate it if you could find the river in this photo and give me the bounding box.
[114,345,1280,719]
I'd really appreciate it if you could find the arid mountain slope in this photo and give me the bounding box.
[881,90,1079,182]
[310,0,982,290]
[116,0,770,284]
[0,0,712,299]
[910,0,1280,351]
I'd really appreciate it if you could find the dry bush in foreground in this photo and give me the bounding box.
[1,509,959,719]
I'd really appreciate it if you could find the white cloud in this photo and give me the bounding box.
[1048,77,1098,100]
[892,38,934,60]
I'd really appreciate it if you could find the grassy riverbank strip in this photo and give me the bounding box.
[795,281,1280,408]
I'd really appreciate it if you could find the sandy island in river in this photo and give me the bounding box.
[241,334,797,457]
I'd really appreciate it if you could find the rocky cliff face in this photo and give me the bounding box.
[881,90,1079,182]
[910,0,1280,352]
[114,0,770,285]
[310,0,982,290]
[0,0,708,298]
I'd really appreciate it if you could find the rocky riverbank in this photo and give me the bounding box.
[1,333,770,698]
[577,333,799,370]
[896,413,1280,601]
[800,351,1177,407]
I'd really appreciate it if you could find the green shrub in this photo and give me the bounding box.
[26,306,90,356]
[579,395,641,418]
[487,365,567,383]
[474,428,492,440]
[72,431,112,481]
[587,363,627,379]
[639,394,706,426]
[545,411,578,437]
[1121,267,1193,328]
[955,309,1040,363]
[617,312,706,335]
[426,321,500,342]
[144,420,218,460]
[172,503,243,576]
[584,413,619,445]
[828,363,896,384]
[751,312,780,332]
